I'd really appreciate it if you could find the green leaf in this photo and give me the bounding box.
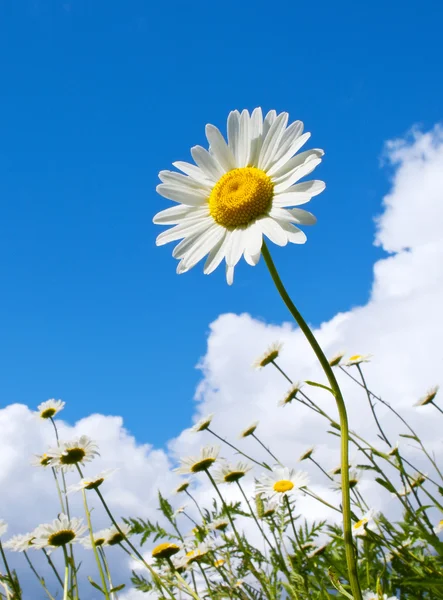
[399,433,419,441]
[327,567,354,600]
[88,577,105,593]
[110,584,126,592]
[375,477,396,493]
[305,380,335,395]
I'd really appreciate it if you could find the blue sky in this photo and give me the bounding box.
[0,0,442,446]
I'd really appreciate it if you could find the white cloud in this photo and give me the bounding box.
[1,125,443,597]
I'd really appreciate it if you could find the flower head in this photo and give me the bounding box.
[278,383,302,407]
[328,352,345,367]
[213,460,252,484]
[434,519,443,534]
[239,421,259,438]
[47,435,99,471]
[254,342,282,369]
[209,518,229,532]
[256,466,309,502]
[333,469,361,491]
[2,532,35,552]
[307,544,328,558]
[175,446,220,474]
[32,453,53,468]
[152,542,181,559]
[353,509,377,537]
[33,514,86,551]
[104,523,131,546]
[80,529,109,549]
[191,414,214,433]
[174,480,191,494]
[363,592,398,600]
[344,354,371,366]
[36,399,65,420]
[0,520,8,538]
[415,386,439,407]
[66,469,116,494]
[154,109,324,285]
[298,447,315,462]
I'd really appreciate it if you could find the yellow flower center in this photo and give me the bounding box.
[209,167,273,228]
[353,518,368,530]
[41,408,57,419]
[191,458,216,473]
[60,447,86,465]
[224,471,245,482]
[349,355,362,362]
[152,542,180,559]
[85,478,104,490]
[40,454,52,466]
[108,532,125,546]
[48,530,75,547]
[273,479,294,493]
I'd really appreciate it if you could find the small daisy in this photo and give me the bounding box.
[32,453,53,468]
[388,442,399,457]
[363,592,398,600]
[414,386,439,407]
[344,354,371,367]
[328,352,345,367]
[47,435,99,471]
[174,480,191,494]
[434,519,443,534]
[213,460,252,484]
[104,523,131,546]
[175,446,220,474]
[262,498,280,517]
[36,399,65,420]
[307,544,328,558]
[191,414,214,433]
[152,542,181,559]
[411,473,427,488]
[333,469,361,491]
[353,509,377,537]
[80,529,109,549]
[0,520,8,537]
[213,558,226,568]
[239,421,259,438]
[254,342,282,369]
[298,447,315,462]
[256,466,309,502]
[209,518,229,532]
[154,109,324,285]
[278,383,302,407]
[184,541,212,564]
[173,506,187,518]
[33,514,86,552]
[3,532,35,552]
[66,469,116,494]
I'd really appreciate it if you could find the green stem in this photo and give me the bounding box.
[23,552,55,600]
[207,428,266,468]
[261,241,362,600]
[0,541,20,597]
[251,433,282,465]
[42,549,64,588]
[62,546,70,600]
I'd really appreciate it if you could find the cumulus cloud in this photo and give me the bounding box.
[1,124,443,597]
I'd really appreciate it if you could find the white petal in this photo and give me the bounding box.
[244,251,261,266]
[204,231,229,274]
[290,180,326,196]
[262,110,277,139]
[191,146,225,181]
[267,132,311,176]
[273,192,312,207]
[153,204,209,225]
[205,124,236,172]
[227,110,241,164]
[226,265,235,285]
[270,206,317,225]
[258,113,289,172]
[259,217,288,246]
[244,223,263,257]
[173,161,215,185]
[271,149,324,181]
[248,107,264,166]
[225,228,246,267]
[156,183,208,206]
[237,110,250,167]
[277,221,307,244]
[273,159,322,193]
[158,170,211,192]
[178,225,225,270]
[156,218,212,246]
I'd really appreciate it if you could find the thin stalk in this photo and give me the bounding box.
[251,433,282,465]
[98,548,116,599]
[262,241,362,600]
[0,541,20,598]
[356,364,391,446]
[308,456,333,481]
[164,557,202,600]
[236,481,274,552]
[207,428,266,468]
[42,549,64,588]
[62,546,70,600]
[23,552,55,600]
[184,489,205,520]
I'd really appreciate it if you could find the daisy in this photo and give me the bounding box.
[415,386,439,407]
[344,354,372,367]
[307,544,329,558]
[278,383,302,407]
[175,446,220,474]
[256,466,309,502]
[239,421,259,438]
[66,469,116,494]
[353,509,377,537]
[2,532,35,552]
[154,109,324,285]
[174,480,191,494]
[191,414,214,433]
[209,518,229,532]
[33,514,86,551]
[328,351,345,367]
[36,399,65,419]
[213,460,252,484]
[47,435,99,471]
[261,498,280,517]
[32,453,53,468]
[80,529,109,549]
[104,523,131,546]
[152,542,181,559]
[333,469,361,490]
[298,447,315,462]
[184,541,212,564]
[363,592,398,600]
[434,519,443,534]
[254,342,282,369]
[0,520,7,537]
[173,506,187,518]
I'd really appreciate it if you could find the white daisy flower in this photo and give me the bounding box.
[191,414,214,433]
[414,385,439,407]
[36,399,65,419]
[154,109,324,285]
[253,342,282,369]
[175,446,220,474]
[33,514,86,551]
[103,523,131,546]
[152,542,181,559]
[182,541,213,566]
[209,518,230,532]
[333,469,361,491]
[174,480,191,494]
[32,453,53,468]
[434,519,443,534]
[173,506,187,518]
[213,460,252,484]
[47,435,99,471]
[298,447,315,462]
[353,509,377,537]
[278,383,302,407]
[0,520,8,537]
[363,591,398,600]
[344,354,372,366]
[328,351,345,367]
[66,469,116,494]
[239,421,259,438]
[80,529,109,549]
[261,498,280,517]
[3,532,36,552]
[256,466,309,502]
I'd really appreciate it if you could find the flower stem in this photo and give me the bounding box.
[207,428,266,468]
[261,241,362,600]
[62,546,70,600]
[23,551,55,600]
[251,433,282,466]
